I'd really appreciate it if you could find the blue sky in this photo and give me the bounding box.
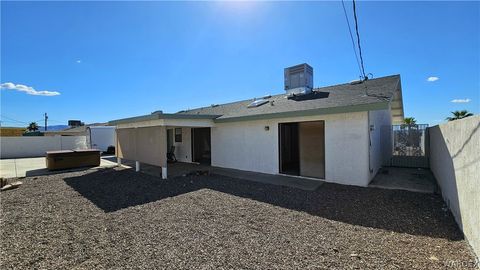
[1,1,479,127]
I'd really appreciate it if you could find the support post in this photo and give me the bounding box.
[160,126,168,180]
[162,167,167,179]
[117,157,122,166]
[135,161,140,172]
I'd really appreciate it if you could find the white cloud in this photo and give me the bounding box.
[451,98,471,103]
[0,82,60,96]
[427,76,439,82]
[76,60,82,63]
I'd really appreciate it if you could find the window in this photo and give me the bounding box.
[175,128,182,142]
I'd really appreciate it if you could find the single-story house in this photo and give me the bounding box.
[44,123,105,137]
[109,64,404,186]
[44,125,88,137]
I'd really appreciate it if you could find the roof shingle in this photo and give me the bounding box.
[177,75,401,121]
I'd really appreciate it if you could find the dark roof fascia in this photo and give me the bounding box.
[213,102,389,123]
[108,113,221,126]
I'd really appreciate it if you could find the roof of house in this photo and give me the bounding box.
[178,74,403,122]
[44,123,108,135]
[109,74,404,125]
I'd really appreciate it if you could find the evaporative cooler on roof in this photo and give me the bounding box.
[284,63,313,96]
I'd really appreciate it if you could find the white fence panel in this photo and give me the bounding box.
[0,136,88,159]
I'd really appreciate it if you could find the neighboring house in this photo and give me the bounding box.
[44,125,89,137]
[109,64,404,186]
[45,123,116,152]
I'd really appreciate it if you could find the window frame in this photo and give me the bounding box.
[174,128,182,142]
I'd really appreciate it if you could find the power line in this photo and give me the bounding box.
[352,0,367,79]
[341,0,363,79]
[0,120,26,124]
[0,114,61,125]
[0,114,28,124]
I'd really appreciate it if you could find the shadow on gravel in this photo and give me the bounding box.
[64,168,463,241]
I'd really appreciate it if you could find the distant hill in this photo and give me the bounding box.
[38,125,69,131]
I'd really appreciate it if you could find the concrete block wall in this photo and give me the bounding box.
[429,115,480,258]
[0,136,88,159]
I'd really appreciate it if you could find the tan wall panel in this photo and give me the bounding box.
[136,126,167,167]
[299,121,325,178]
[116,128,137,160]
[116,127,167,167]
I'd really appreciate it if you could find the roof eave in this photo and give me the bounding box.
[389,77,405,124]
[108,113,221,126]
[214,102,389,123]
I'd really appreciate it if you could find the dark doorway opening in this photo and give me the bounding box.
[192,127,211,165]
[279,123,300,175]
[279,121,325,179]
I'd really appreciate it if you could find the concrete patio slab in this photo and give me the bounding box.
[369,167,437,193]
[211,167,324,191]
[0,156,118,179]
[128,161,324,191]
[0,159,17,179]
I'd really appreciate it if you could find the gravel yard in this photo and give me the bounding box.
[0,167,476,269]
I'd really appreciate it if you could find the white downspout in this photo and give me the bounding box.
[368,111,373,179]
